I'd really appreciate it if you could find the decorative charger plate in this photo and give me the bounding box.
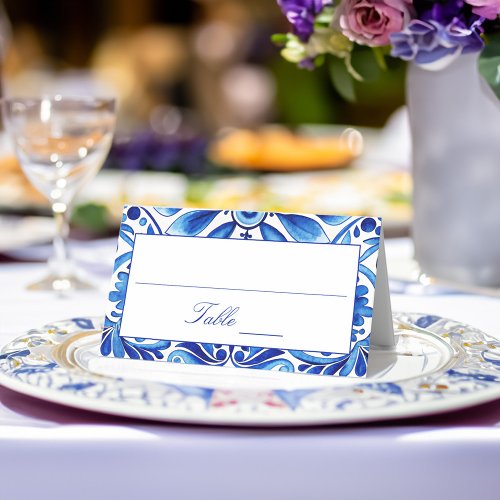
[0,312,499,426]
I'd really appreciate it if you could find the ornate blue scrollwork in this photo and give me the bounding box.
[102,207,381,377]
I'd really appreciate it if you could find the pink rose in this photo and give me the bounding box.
[465,0,500,19]
[335,0,414,47]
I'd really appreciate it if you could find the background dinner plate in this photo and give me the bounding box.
[0,215,55,253]
[0,312,499,426]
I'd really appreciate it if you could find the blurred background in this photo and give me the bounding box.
[0,0,411,239]
[1,0,406,130]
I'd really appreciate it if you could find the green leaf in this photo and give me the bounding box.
[481,31,500,59]
[350,48,383,81]
[314,54,325,67]
[314,6,335,27]
[272,57,337,124]
[479,56,500,99]
[185,180,213,204]
[271,33,288,45]
[72,203,110,233]
[371,46,388,71]
[329,56,356,102]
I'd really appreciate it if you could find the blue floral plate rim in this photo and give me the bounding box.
[0,312,499,426]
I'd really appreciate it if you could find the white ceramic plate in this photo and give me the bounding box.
[0,312,499,426]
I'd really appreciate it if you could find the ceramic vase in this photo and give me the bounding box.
[407,53,500,287]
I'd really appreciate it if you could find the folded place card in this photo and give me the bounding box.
[101,207,393,378]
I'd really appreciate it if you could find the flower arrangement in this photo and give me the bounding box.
[273,0,500,91]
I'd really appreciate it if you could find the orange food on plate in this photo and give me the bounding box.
[209,127,360,172]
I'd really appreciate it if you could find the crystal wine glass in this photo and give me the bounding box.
[1,95,116,292]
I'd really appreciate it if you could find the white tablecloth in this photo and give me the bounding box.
[1,239,499,500]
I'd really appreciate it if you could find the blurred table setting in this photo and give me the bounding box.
[1,238,500,500]
[0,0,500,497]
[0,114,413,239]
[1,112,500,500]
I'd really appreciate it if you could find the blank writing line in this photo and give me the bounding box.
[239,332,284,338]
[135,281,347,298]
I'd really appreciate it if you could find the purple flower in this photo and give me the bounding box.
[274,0,497,69]
[277,0,333,41]
[298,56,317,69]
[390,0,485,68]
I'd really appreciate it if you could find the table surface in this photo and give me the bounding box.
[1,238,499,500]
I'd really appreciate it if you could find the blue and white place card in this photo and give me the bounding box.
[101,207,393,378]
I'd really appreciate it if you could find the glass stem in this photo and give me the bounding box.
[50,203,72,278]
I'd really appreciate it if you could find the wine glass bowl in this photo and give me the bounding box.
[2,96,116,292]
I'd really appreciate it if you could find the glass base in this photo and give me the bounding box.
[27,273,94,293]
